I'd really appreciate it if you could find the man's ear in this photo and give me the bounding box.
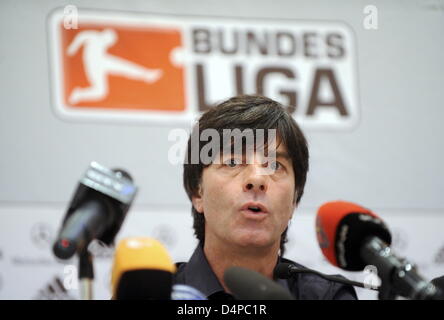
[191,185,204,214]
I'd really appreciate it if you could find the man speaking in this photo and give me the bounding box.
[174,95,357,300]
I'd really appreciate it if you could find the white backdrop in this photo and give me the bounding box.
[0,0,443,300]
[1,206,443,300]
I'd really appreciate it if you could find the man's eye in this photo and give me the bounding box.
[269,161,282,171]
[224,158,241,167]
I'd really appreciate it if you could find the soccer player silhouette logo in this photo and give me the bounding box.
[67,28,163,104]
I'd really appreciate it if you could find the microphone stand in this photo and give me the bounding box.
[275,263,380,291]
[78,248,94,300]
[288,267,379,290]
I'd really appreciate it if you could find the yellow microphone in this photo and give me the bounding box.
[111,237,176,300]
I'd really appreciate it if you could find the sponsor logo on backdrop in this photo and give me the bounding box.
[35,276,77,300]
[11,257,59,266]
[10,222,59,266]
[48,9,359,129]
[30,222,55,250]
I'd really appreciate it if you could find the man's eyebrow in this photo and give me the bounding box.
[218,150,290,159]
[275,151,291,160]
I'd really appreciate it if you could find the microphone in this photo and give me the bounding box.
[431,276,444,299]
[224,266,294,300]
[53,162,137,260]
[315,200,442,300]
[171,284,207,300]
[431,276,444,289]
[111,237,176,300]
[274,262,378,291]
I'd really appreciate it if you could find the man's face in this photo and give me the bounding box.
[192,141,297,251]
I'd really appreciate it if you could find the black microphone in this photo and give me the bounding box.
[274,262,379,291]
[53,162,138,260]
[431,276,444,300]
[224,266,294,300]
[431,276,444,289]
[316,201,442,300]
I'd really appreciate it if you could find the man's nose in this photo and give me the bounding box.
[243,165,268,193]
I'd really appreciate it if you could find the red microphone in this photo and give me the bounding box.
[315,200,391,271]
[315,201,443,300]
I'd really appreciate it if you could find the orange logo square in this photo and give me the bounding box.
[60,24,185,112]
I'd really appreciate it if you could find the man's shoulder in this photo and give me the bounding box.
[281,257,358,300]
[175,256,358,300]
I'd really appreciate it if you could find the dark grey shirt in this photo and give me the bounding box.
[174,244,358,300]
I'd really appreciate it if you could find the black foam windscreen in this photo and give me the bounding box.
[115,269,172,300]
[431,276,444,299]
[431,276,444,288]
[224,266,294,300]
[335,213,392,271]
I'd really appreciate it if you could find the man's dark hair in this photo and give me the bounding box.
[183,95,309,256]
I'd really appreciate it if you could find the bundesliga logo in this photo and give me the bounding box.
[48,8,359,130]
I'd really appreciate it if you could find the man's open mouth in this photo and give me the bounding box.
[248,206,262,213]
[241,202,268,214]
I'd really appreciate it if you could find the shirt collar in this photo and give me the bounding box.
[184,243,226,297]
[183,244,290,298]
